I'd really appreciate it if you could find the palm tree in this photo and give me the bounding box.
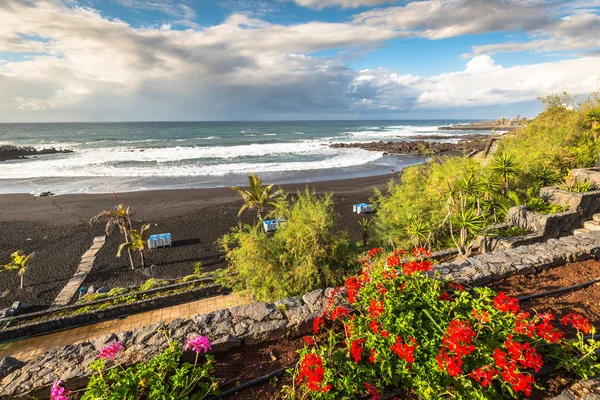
[90,204,135,269]
[358,218,372,249]
[231,174,282,221]
[117,224,151,269]
[2,250,34,289]
[491,153,519,194]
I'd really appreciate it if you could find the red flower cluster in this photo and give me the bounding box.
[303,336,313,346]
[448,281,465,292]
[391,336,417,363]
[386,253,401,268]
[345,276,364,303]
[313,315,325,334]
[561,313,593,334]
[368,247,383,258]
[403,259,433,276]
[412,247,431,258]
[438,292,453,301]
[368,299,384,318]
[350,338,366,362]
[514,311,564,344]
[470,365,497,387]
[364,382,381,400]
[436,349,463,377]
[376,283,388,295]
[369,349,377,364]
[493,292,520,314]
[442,320,476,356]
[492,335,543,396]
[329,306,350,321]
[297,353,331,393]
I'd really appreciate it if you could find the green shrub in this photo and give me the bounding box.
[83,341,217,399]
[139,278,169,291]
[526,198,568,214]
[485,225,530,238]
[193,261,203,275]
[107,287,128,297]
[219,188,352,301]
[79,293,108,303]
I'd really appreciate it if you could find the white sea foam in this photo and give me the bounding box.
[0,141,383,178]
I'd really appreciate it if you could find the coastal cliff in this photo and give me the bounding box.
[330,137,487,156]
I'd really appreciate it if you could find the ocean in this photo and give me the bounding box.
[0,120,486,194]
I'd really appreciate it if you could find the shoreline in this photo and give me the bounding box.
[0,173,397,308]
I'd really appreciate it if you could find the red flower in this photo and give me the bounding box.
[505,335,543,372]
[470,365,497,387]
[361,270,371,283]
[436,349,463,377]
[412,247,432,258]
[369,317,379,334]
[387,254,402,268]
[345,276,364,303]
[313,315,325,334]
[471,309,491,323]
[325,286,342,310]
[380,330,390,338]
[303,336,313,346]
[493,348,508,370]
[438,292,453,301]
[403,259,433,276]
[399,283,407,291]
[538,311,554,323]
[364,382,381,400]
[350,338,366,363]
[442,320,476,357]
[297,353,328,392]
[561,313,593,334]
[534,321,564,344]
[501,368,534,396]
[376,283,388,295]
[368,247,383,258]
[329,306,350,321]
[368,299,384,318]
[391,336,417,363]
[369,349,376,364]
[448,281,465,292]
[493,292,520,314]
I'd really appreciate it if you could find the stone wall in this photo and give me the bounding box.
[507,206,583,239]
[3,231,600,398]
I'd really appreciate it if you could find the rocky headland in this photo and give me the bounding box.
[0,145,73,162]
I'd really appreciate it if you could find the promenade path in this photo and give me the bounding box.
[51,236,106,307]
[0,293,247,362]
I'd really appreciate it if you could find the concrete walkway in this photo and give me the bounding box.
[0,293,247,362]
[51,236,106,307]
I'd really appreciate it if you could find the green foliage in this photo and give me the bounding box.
[1,250,34,289]
[358,218,373,249]
[219,188,351,301]
[526,198,568,214]
[497,92,600,178]
[286,250,600,400]
[485,225,530,238]
[193,262,203,276]
[139,278,169,291]
[83,341,218,399]
[183,274,202,282]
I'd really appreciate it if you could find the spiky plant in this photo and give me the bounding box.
[491,153,519,194]
[231,174,282,222]
[587,108,600,132]
[403,214,431,249]
[90,204,135,269]
[358,218,373,249]
[2,250,34,289]
[117,224,151,269]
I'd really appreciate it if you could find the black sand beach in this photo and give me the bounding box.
[0,173,396,309]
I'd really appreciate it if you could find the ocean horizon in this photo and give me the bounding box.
[0,120,489,195]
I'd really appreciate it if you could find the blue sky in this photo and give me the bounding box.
[0,0,598,122]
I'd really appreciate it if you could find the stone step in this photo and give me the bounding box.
[583,221,600,231]
[574,228,592,235]
[593,213,600,223]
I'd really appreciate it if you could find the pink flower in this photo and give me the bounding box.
[50,380,70,400]
[98,341,124,360]
[184,335,212,354]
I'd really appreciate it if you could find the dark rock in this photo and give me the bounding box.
[90,333,118,350]
[211,334,241,352]
[0,356,25,379]
[244,320,287,345]
[230,302,279,322]
[96,286,110,294]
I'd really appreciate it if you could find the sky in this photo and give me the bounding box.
[0,0,599,122]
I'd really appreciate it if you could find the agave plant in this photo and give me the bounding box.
[231,174,282,222]
[357,218,373,249]
[2,250,34,289]
[117,224,151,269]
[90,204,135,269]
[447,194,486,257]
[587,108,600,132]
[402,214,431,249]
[491,153,519,194]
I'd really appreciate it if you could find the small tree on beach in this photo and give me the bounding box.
[117,224,151,269]
[90,204,135,269]
[231,174,282,222]
[2,250,34,289]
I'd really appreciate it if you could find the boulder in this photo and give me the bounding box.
[0,356,24,379]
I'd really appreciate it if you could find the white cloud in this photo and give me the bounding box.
[293,0,394,9]
[0,0,598,121]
